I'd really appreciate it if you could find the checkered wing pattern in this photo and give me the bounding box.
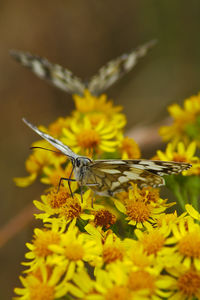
[10,40,156,96]
[88,40,156,95]
[10,50,85,95]
[88,159,191,195]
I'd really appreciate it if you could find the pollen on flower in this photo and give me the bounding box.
[105,286,130,300]
[94,209,116,228]
[140,187,160,204]
[141,230,165,255]
[77,129,100,149]
[178,230,200,258]
[47,187,69,209]
[61,196,82,219]
[103,245,123,263]
[172,153,187,162]
[177,269,200,297]
[128,270,155,293]
[126,201,151,223]
[120,137,141,159]
[29,282,54,300]
[33,231,60,257]
[65,243,84,261]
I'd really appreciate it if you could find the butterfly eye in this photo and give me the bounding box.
[76,159,81,167]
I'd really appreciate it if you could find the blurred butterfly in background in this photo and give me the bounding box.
[10,40,156,96]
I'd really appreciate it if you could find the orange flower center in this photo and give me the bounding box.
[65,243,84,261]
[94,209,116,228]
[173,154,187,162]
[103,246,123,263]
[178,230,200,258]
[33,231,60,257]
[105,286,130,300]
[141,230,165,255]
[48,187,69,209]
[126,201,151,223]
[140,187,160,203]
[131,251,150,268]
[120,137,141,159]
[30,282,54,300]
[128,270,155,294]
[178,269,200,297]
[77,129,100,149]
[61,196,82,220]
[89,113,105,126]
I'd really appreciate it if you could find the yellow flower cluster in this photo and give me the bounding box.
[14,90,140,187]
[14,90,200,299]
[15,209,200,300]
[160,92,200,146]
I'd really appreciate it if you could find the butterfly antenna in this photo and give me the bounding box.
[30,146,61,154]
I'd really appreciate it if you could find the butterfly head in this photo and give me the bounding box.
[73,157,93,182]
[75,157,92,168]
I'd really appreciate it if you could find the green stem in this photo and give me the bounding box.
[190,193,199,211]
[172,187,186,211]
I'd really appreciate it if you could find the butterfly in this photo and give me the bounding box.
[11,40,156,96]
[22,118,192,198]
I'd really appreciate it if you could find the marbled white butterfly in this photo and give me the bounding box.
[23,118,191,197]
[11,40,156,96]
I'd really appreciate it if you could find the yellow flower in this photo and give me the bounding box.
[34,188,96,224]
[14,264,68,300]
[14,140,67,187]
[135,223,172,257]
[118,136,141,159]
[185,204,200,221]
[22,220,65,272]
[156,211,187,230]
[72,90,127,134]
[41,162,77,188]
[169,217,200,271]
[48,220,101,277]
[62,116,119,156]
[69,261,171,300]
[124,239,155,271]
[84,224,125,267]
[114,184,172,228]
[48,116,71,137]
[157,141,200,175]
[92,208,117,229]
[159,92,200,144]
[73,89,122,116]
[166,264,200,300]
[70,268,95,299]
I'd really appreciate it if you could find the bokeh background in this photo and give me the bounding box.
[1,1,200,298]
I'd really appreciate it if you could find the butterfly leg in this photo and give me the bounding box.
[91,197,94,209]
[57,177,76,198]
[80,185,83,203]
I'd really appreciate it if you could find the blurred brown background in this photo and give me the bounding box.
[1,1,200,298]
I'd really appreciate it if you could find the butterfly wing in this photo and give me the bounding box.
[88,159,191,195]
[10,50,85,95]
[88,40,157,95]
[22,118,79,159]
[11,40,156,96]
